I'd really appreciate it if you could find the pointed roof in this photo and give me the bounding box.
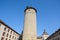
[42,29,48,35]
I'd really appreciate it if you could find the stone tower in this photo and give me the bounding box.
[22,6,37,40]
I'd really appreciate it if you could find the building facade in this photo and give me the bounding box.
[46,29,60,40]
[0,20,20,40]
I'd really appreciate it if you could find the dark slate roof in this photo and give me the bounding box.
[24,6,37,13]
[0,20,20,35]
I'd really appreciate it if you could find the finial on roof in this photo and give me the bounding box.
[42,29,48,35]
[44,29,46,33]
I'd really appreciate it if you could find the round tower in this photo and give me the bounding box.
[22,6,37,40]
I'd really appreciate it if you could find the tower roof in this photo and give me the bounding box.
[42,29,48,35]
[24,6,37,13]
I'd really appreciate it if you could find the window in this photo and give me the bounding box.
[0,23,1,26]
[4,27,6,31]
[7,33,8,37]
[8,29,9,32]
[1,37,4,40]
[10,35,11,38]
[6,38,7,40]
[3,32,5,36]
[11,31,12,34]
[12,36,14,39]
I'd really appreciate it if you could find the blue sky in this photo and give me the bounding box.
[0,0,60,36]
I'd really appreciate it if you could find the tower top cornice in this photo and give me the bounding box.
[24,6,37,13]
